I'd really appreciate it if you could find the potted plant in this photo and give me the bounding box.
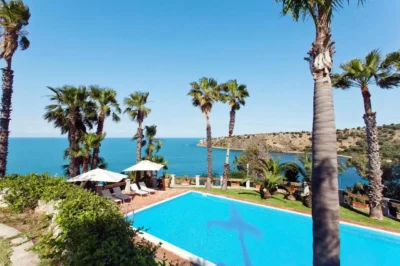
[181,174,190,186]
[161,174,170,191]
[259,171,284,200]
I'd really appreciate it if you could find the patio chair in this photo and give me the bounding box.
[101,189,122,203]
[138,182,156,193]
[130,183,149,197]
[113,187,132,202]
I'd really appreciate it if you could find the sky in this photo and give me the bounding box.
[7,0,400,138]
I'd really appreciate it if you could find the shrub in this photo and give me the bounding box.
[0,173,70,212]
[1,174,175,266]
[229,171,246,179]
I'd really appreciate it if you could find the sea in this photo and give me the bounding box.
[7,138,362,190]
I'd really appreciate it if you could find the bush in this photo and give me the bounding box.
[0,174,173,266]
[0,173,69,212]
[229,171,246,179]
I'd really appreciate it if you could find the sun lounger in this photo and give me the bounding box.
[101,189,122,203]
[138,182,156,193]
[113,187,132,202]
[130,183,149,197]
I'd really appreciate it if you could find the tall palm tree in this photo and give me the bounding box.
[124,92,151,163]
[73,133,105,173]
[275,1,364,265]
[0,0,30,177]
[89,86,121,169]
[332,49,400,220]
[220,80,249,190]
[44,86,96,177]
[188,77,220,190]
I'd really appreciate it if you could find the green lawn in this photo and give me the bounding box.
[192,188,400,232]
[0,238,11,266]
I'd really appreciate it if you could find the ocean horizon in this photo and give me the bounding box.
[7,137,362,189]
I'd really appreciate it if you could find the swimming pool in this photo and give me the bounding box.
[127,191,400,266]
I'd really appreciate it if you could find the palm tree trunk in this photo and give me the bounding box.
[361,86,383,220]
[137,120,143,163]
[91,113,105,169]
[205,113,212,190]
[0,59,14,177]
[308,27,340,266]
[222,108,236,190]
[136,119,143,181]
[68,109,79,177]
[147,139,152,157]
[83,154,89,173]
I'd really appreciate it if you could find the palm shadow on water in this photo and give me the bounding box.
[206,204,263,266]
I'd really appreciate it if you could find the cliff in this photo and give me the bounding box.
[197,124,400,154]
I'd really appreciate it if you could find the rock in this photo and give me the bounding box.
[0,188,8,208]
[10,241,40,266]
[11,236,29,245]
[35,200,59,215]
[0,223,20,239]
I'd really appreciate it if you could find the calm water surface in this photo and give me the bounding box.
[8,138,361,189]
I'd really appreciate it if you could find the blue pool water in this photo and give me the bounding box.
[8,138,361,189]
[130,192,400,266]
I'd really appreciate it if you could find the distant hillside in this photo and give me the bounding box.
[197,123,400,154]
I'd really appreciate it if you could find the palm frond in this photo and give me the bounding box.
[18,35,29,50]
[331,73,352,89]
[376,73,400,89]
[380,50,400,70]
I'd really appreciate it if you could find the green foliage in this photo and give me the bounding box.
[0,0,31,60]
[0,173,69,212]
[233,145,268,177]
[219,80,249,111]
[187,77,221,115]
[229,171,246,179]
[346,182,368,195]
[0,174,174,266]
[123,92,151,122]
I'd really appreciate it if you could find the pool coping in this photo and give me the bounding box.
[127,190,400,265]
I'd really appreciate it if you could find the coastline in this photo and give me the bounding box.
[196,144,352,158]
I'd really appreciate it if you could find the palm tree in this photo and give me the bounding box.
[220,80,249,190]
[188,77,220,189]
[124,92,151,164]
[256,161,285,199]
[332,50,400,220]
[135,125,162,157]
[0,0,30,177]
[274,1,365,264]
[73,133,105,173]
[44,86,96,177]
[89,86,121,169]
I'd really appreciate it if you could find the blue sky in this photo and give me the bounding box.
[8,0,400,138]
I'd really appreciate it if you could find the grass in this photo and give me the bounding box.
[0,237,12,266]
[192,188,400,232]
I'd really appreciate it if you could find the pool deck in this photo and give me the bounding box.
[120,188,194,265]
